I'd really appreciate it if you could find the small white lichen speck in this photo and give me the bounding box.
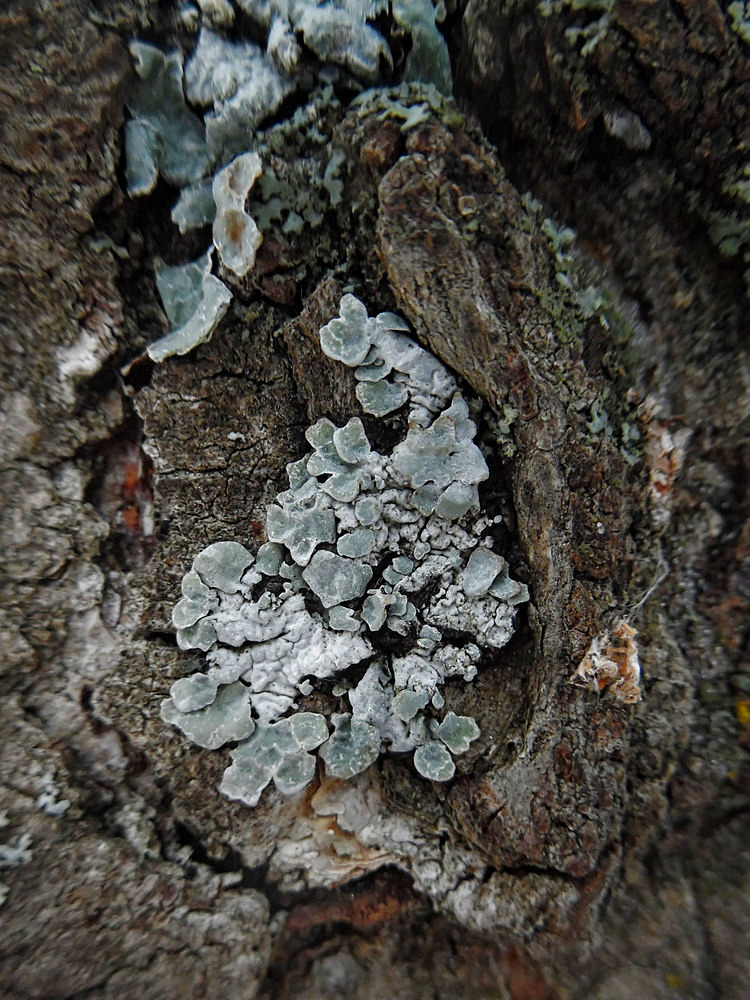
[160,295,528,806]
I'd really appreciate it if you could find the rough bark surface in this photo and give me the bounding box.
[1,1,748,998]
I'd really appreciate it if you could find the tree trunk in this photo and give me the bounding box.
[1,1,748,997]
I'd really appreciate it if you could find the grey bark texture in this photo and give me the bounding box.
[1,1,748,998]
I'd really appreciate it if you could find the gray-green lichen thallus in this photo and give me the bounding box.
[161,296,528,806]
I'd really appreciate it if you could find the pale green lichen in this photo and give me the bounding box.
[295,5,392,81]
[221,713,329,805]
[392,688,430,721]
[301,550,374,608]
[352,81,463,132]
[133,0,525,806]
[147,251,232,363]
[127,7,455,363]
[125,41,210,195]
[184,28,295,164]
[161,680,255,749]
[393,0,452,93]
[161,296,528,807]
[413,741,455,781]
[193,540,256,592]
[319,296,373,364]
[171,179,215,233]
[170,672,218,712]
[319,714,382,779]
[435,712,481,754]
[266,491,337,565]
[336,527,376,558]
[462,547,512,599]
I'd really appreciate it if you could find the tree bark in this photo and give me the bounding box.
[1,1,748,998]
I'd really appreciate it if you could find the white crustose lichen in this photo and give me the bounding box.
[161,295,528,806]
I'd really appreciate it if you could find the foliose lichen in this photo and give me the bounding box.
[147,250,232,363]
[125,3,454,361]
[161,295,529,806]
